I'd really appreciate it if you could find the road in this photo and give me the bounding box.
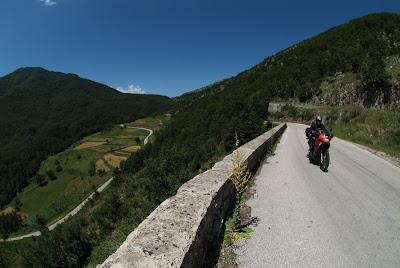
[127,126,153,145]
[236,123,400,268]
[2,177,114,242]
[3,126,154,242]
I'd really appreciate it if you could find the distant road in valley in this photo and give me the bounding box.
[126,126,153,145]
[2,177,113,242]
[1,126,154,242]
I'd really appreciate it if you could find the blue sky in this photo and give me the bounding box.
[0,1,399,96]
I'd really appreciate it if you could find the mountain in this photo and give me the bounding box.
[89,12,400,264]
[179,13,400,109]
[1,13,400,267]
[0,67,173,207]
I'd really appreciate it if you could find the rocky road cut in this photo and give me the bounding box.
[236,123,400,268]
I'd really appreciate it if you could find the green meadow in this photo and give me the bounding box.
[5,115,170,236]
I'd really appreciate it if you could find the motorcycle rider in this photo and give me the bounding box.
[306,116,326,157]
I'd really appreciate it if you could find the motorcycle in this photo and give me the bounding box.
[306,128,333,172]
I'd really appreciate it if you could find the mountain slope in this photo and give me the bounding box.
[179,13,400,109]
[2,13,400,267]
[0,67,173,207]
[88,12,400,265]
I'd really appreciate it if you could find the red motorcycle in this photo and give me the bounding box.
[306,128,333,172]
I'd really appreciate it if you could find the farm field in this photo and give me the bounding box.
[2,114,170,236]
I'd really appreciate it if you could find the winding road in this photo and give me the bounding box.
[2,178,114,242]
[127,126,153,145]
[236,123,400,267]
[1,126,153,242]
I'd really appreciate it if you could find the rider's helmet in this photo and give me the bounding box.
[316,115,322,127]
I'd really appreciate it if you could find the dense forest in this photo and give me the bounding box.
[181,13,400,106]
[0,67,173,208]
[1,13,400,267]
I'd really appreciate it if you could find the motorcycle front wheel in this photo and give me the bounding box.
[320,150,330,172]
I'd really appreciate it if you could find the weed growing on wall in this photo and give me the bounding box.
[230,133,252,228]
[230,134,251,193]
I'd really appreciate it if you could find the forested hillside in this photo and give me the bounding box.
[1,13,400,267]
[0,67,173,208]
[181,13,400,108]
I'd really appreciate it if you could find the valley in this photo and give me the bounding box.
[1,115,169,238]
[0,11,400,268]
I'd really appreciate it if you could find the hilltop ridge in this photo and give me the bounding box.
[0,67,173,207]
[180,13,400,109]
[1,12,400,268]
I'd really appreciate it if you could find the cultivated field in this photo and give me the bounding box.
[74,141,107,150]
[121,145,141,153]
[96,159,110,172]
[6,114,170,236]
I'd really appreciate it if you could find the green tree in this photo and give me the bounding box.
[0,211,23,239]
[35,214,47,230]
[97,169,105,177]
[135,137,141,145]
[360,54,389,86]
[46,170,57,181]
[35,174,46,186]
[55,164,63,173]
[14,197,22,212]
[88,161,96,177]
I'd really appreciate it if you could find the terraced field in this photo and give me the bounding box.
[2,114,170,236]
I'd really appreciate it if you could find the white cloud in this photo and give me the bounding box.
[40,0,57,6]
[116,85,147,94]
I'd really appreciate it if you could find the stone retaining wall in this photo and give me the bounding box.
[99,123,287,268]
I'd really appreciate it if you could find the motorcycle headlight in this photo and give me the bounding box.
[323,138,330,143]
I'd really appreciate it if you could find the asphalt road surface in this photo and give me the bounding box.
[236,123,400,268]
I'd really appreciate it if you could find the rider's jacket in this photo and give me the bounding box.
[306,121,326,138]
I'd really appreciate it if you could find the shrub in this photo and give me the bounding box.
[97,169,105,177]
[35,214,47,230]
[46,170,57,181]
[0,211,23,239]
[282,104,297,118]
[300,109,314,122]
[135,137,141,145]
[55,164,63,173]
[35,174,47,186]
[88,162,96,177]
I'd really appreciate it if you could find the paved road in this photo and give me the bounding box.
[236,123,400,268]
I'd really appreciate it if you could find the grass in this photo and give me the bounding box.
[5,115,170,237]
[217,134,282,267]
[90,128,149,140]
[218,216,253,267]
[320,72,361,95]
[385,55,400,82]
[326,107,400,158]
[222,217,253,248]
[272,105,400,159]
[215,131,288,268]
[217,183,261,266]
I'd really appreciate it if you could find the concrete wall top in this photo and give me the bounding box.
[99,123,286,268]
